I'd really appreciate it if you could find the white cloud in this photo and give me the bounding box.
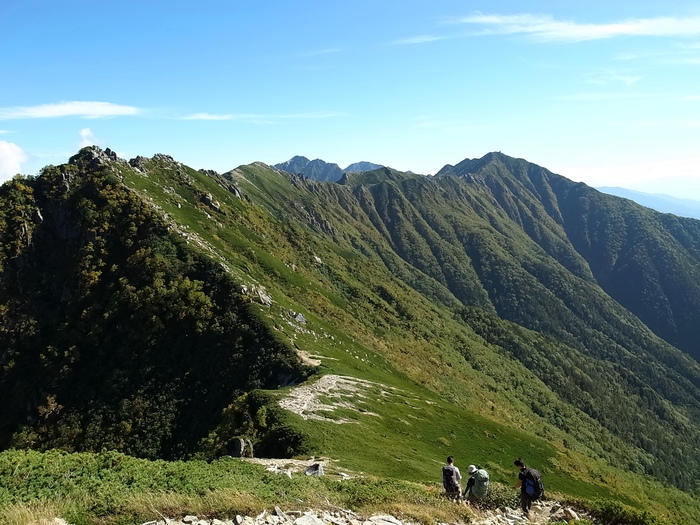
[183,113,234,121]
[0,101,141,120]
[79,128,97,147]
[0,141,28,182]
[456,13,700,42]
[393,34,446,45]
[182,111,346,123]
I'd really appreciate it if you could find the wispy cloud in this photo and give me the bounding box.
[0,141,28,182]
[182,111,346,123]
[455,13,700,42]
[393,34,446,45]
[586,72,642,87]
[666,56,700,65]
[0,101,141,120]
[613,43,700,67]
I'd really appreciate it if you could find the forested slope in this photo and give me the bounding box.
[0,151,312,459]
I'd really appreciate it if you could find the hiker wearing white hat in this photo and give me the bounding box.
[463,464,490,505]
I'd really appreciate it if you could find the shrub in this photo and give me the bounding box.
[591,499,661,525]
[470,482,519,511]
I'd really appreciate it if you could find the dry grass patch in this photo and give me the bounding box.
[3,500,71,525]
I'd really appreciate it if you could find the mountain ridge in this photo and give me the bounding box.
[1,146,699,520]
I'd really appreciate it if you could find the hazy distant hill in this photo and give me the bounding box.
[343,161,383,173]
[598,186,700,219]
[275,156,383,181]
[2,147,700,518]
[274,155,344,182]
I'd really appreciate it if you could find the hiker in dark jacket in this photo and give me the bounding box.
[442,455,463,501]
[512,458,543,517]
[512,458,532,516]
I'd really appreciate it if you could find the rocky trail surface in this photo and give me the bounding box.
[49,499,589,525]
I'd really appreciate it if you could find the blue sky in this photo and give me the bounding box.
[2,0,700,199]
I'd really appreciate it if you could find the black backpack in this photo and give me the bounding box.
[523,468,544,500]
[442,465,460,493]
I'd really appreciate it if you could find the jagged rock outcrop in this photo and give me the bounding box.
[231,438,254,458]
[129,155,150,172]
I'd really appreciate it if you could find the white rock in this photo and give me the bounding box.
[294,515,326,525]
[369,516,402,525]
[563,508,580,520]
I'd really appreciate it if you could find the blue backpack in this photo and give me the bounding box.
[523,468,544,499]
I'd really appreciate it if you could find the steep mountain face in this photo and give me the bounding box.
[2,147,700,503]
[440,153,700,360]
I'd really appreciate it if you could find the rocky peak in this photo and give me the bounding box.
[69,146,128,171]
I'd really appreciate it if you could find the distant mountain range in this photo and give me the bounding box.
[277,157,700,221]
[274,156,383,182]
[597,186,700,220]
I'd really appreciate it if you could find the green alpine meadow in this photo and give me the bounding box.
[1,146,699,524]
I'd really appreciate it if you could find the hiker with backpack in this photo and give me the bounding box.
[441,456,463,502]
[463,464,490,505]
[512,458,544,518]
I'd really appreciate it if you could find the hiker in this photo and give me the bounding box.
[442,455,463,501]
[512,458,544,518]
[463,464,490,504]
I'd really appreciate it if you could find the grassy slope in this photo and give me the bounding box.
[117,157,698,520]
